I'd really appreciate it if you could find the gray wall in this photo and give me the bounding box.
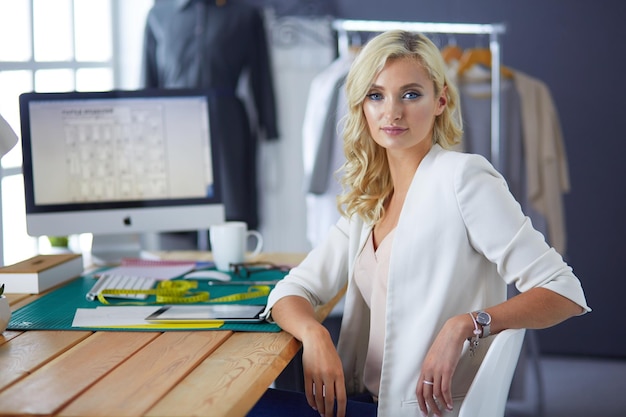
[331,0,626,357]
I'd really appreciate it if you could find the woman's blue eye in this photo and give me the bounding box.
[403,91,421,99]
[367,92,383,101]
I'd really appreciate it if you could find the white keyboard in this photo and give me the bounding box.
[86,274,157,301]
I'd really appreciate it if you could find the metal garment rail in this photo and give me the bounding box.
[332,19,507,171]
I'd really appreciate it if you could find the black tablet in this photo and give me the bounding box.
[145,304,266,323]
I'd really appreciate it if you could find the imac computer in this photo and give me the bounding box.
[19,89,225,264]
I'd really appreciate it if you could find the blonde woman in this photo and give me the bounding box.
[251,30,590,417]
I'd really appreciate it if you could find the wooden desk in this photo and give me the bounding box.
[0,252,345,417]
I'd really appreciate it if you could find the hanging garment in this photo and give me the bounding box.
[513,70,570,255]
[458,66,553,251]
[302,55,354,194]
[301,55,353,246]
[142,0,279,229]
[459,68,524,201]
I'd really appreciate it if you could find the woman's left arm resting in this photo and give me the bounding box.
[484,286,586,333]
[416,288,586,417]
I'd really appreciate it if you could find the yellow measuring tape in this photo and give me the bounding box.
[96,280,271,305]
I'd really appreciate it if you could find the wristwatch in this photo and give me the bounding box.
[474,310,492,338]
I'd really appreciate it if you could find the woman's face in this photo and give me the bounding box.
[363,57,446,157]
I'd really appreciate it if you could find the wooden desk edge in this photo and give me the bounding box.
[1,252,349,417]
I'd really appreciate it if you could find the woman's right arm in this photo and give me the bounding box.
[264,217,354,416]
[271,296,347,417]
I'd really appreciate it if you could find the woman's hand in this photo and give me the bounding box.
[416,315,471,416]
[270,296,347,417]
[302,325,347,417]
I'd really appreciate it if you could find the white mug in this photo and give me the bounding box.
[209,221,263,272]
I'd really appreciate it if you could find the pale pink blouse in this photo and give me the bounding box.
[353,228,395,397]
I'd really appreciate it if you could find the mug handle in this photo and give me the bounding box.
[246,230,263,259]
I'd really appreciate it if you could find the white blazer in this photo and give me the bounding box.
[266,144,590,417]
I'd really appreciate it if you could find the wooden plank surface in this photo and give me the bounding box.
[146,331,301,417]
[0,251,320,417]
[0,330,92,392]
[5,293,31,306]
[7,293,43,311]
[0,330,22,344]
[0,331,158,416]
[59,331,232,417]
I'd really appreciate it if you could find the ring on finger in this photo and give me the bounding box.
[312,382,326,397]
[423,380,434,385]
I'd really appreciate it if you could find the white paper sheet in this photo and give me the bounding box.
[72,306,161,327]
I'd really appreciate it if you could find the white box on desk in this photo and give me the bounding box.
[0,254,83,293]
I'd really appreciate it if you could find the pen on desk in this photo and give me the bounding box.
[207,280,281,286]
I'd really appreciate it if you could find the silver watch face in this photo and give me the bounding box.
[476,311,491,325]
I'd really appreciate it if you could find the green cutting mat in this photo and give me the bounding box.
[8,269,285,332]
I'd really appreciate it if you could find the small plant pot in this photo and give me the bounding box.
[0,295,11,333]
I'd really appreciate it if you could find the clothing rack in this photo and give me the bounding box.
[332,19,507,171]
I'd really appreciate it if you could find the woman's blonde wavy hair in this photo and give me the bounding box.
[337,30,463,225]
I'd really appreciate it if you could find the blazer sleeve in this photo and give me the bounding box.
[454,154,590,313]
[263,217,351,318]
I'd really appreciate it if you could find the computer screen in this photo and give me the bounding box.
[19,89,225,263]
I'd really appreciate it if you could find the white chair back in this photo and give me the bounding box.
[458,328,526,417]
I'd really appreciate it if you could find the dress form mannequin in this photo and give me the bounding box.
[142,0,279,232]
